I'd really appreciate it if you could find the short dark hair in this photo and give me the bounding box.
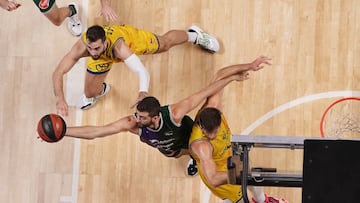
[86,25,106,42]
[136,96,161,117]
[198,107,222,132]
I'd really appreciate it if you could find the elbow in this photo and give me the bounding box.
[52,68,61,79]
[52,68,66,82]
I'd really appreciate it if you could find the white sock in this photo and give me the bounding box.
[248,186,266,203]
[187,32,198,43]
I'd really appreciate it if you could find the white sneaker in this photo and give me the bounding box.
[186,158,198,176]
[67,3,82,37]
[95,82,111,99]
[78,95,97,110]
[78,83,111,110]
[188,25,220,53]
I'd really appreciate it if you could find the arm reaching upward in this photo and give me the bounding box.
[212,56,271,82]
[170,56,271,123]
[201,56,271,111]
[170,74,238,123]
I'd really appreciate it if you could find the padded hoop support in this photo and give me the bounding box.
[302,139,360,202]
[229,135,323,203]
[230,135,360,203]
[230,135,307,203]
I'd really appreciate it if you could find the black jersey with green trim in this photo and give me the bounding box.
[139,106,194,155]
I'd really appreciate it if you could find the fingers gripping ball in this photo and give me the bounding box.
[37,114,66,142]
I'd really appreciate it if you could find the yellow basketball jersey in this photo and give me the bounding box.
[82,24,159,73]
[189,114,242,202]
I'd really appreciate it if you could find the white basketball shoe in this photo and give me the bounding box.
[188,25,220,53]
[78,83,111,110]
[67,3,82,37]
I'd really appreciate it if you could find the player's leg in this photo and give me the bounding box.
[79,71,110,110]
[33,0,82,36]
[84,72,109,97]
[156,30,188,52]
[66,2,82,36]
[249,186,266,203]
[249,186,289,203]
[157,26,220,53]
[43,4,69,26]
[173,149,198,176]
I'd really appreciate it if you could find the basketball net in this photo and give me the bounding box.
[320,97,360,138]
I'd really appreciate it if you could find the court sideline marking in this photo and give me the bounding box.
[59,0,88,202]
[240,90,360,135]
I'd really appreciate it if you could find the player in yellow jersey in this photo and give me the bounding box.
[189,56,289,203]
[53,24,220,116]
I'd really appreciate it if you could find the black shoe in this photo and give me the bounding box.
[186,158,198,176]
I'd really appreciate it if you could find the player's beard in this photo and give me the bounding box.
[91,52,103,60]
[90,47,106,60]
[91,55,101,60]
[137,121,152,128]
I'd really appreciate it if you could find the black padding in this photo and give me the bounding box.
[302,139,360,202]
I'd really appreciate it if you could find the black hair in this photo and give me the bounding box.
[136,96,161,117]
[86,25,106,42]
[198,107,222,132]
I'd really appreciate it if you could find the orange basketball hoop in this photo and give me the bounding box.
[320,97,360,138]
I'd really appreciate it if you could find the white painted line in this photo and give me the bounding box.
[71,109,83,203]
[200,181,211,203]
[59,0,88,202]
[241,90,360,135]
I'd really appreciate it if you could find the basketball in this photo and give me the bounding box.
[37,114,66,142]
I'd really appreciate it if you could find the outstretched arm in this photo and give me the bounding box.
[170,56,271,123]
[65,115,139,139]
[170,74,240,123]
[53,39,88,116]
[200,56,271,111]
[201,72,249,111]
[212,56,271,82]
[100,0,118,22]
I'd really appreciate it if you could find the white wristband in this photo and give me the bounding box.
[124,54,150,92]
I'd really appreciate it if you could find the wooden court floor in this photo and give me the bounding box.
[1,0,359,202]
